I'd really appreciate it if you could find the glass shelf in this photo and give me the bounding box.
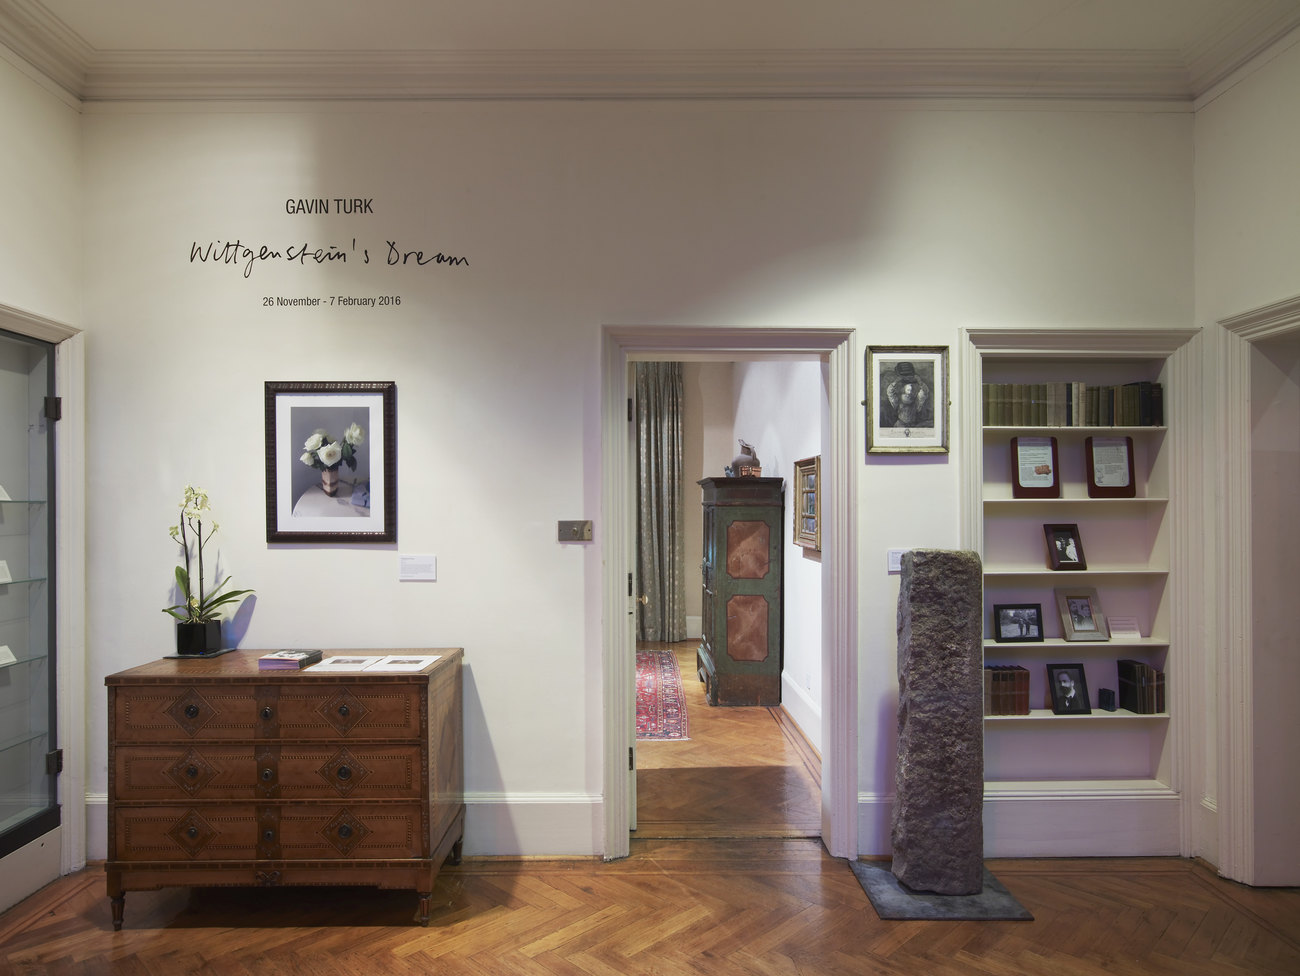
[0,652,48,672]
[0,730,49,757]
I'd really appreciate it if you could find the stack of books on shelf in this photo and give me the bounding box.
[983,665,1030,715]
[257,649,323,671]
[1116,659,1166,714]
[982,381,1163,427]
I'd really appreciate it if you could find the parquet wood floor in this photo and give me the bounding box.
[3,842,1298,975]
[635,641,822,839]
[4,640,1297,974]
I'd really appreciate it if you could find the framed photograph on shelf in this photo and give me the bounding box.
[1054,587,1109,641]
[1046,663,1092,714]
[265,380,397,544]
[1011,436,1060,498]
[992,603,1044,643]
[1044,522,1087,570]
[792,456,821,551]
[1085,435,1136,498]
[865,345,948,454]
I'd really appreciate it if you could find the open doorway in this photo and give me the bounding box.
[600,326,859,861]
[633,359,824,839]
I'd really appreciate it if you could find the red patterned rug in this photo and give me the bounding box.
[636,650,690,740]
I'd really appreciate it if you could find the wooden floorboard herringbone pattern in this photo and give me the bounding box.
[2,843,1299,975]
[4,642,1297,974]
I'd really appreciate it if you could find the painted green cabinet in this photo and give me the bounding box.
[696,477,784,706]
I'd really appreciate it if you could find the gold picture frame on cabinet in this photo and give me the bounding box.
[793,456,820,551]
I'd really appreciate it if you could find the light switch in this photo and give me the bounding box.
[559,520,593,542]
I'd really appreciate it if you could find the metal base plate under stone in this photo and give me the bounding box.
[851,861,1033,921]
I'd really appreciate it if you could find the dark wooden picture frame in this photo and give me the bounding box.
[992,603,1044,643]
[265,381,397,544]
[1011,436,1060,498]
[1046,662,1092,714]
[1085,435,1137,498]
[792,455,821,551]
[1044,523,1087,570]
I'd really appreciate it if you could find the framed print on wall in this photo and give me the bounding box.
[265,381,397,544]
[793,455,821,551]
[865,345,949,454]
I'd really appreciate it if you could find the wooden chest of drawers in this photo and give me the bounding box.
[104,648,463,928]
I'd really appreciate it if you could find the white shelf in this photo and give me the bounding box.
[983,496,1169,508]
[985,708,1169,722]
[984,566,1168,579]
[983,425,1167,436]
[984,638,1169,651]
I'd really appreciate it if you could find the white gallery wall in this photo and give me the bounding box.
[0,54,80,325]
[0,58,1225,858]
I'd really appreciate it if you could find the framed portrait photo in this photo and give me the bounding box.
[265,381,397,544]
[1043,522,1087,570]
[1054,587,1109,641]
[865,346,948,454]
[1046,663,1092,714]
[992,603,1044,643]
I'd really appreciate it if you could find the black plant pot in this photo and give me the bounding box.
[176,620,222,656]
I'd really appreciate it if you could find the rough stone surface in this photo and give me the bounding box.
[891,548,985,896]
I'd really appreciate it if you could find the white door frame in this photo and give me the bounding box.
[1214,294,1300,885]
[601,325,859,860]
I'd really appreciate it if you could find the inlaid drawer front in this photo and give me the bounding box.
[112,684,424,741]
[113,804,428,861]
[113,745,424,800]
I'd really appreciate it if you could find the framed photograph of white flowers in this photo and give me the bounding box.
[264,381,397,544]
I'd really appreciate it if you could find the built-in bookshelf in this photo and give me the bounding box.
[960,328,1197,858]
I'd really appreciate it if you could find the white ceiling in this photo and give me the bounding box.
[2,0,1299,102]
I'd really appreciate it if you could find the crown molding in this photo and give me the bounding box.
[1,0,1296,103]
[13,46,1200,103]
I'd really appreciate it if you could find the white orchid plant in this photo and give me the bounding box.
[299,422,365,473]
[163,485,254,624]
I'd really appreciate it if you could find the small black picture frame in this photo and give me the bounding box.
[992,603,1044,643]
[1044,523,1087,570]
[265,380,397,544]
[1047,663,1091,714]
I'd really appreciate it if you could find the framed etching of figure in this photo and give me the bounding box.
[865,346,949,454]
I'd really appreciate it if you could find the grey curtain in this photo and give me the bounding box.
[635,362,687,642]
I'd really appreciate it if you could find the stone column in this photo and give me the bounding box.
[891,549,984,895]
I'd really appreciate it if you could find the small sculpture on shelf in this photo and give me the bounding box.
[725,439,762,477]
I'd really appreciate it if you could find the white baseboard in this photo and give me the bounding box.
[778,675,822,755]
[856,788,1182,858]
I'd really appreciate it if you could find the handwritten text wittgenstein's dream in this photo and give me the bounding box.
[187,197,469,278]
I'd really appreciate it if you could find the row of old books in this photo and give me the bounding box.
[1117,659,1166,714]
[983,665,1030,716]
[982,381,1164,427]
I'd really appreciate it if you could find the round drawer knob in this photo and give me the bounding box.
[261,706,273,720]
[338,825,353,839]
[185,766,199,779]
[261,768,274,782]
[184,704,200,719]
[337,704,350,718]
[263,830,275,842]
[186,826,198,839]
[336,765,352,781]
